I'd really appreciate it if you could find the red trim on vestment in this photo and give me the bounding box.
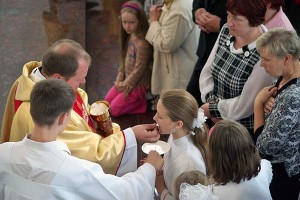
[73,92,96,132]
[14,86,23,112]
[14,99,23,112]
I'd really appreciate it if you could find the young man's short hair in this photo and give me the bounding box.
[30,79,75,126]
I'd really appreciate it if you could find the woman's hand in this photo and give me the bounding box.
[201,103,211,118]
[263,96,276,114]
[254,86,277,131]
[255,86,277,106]
[149,5,163,23]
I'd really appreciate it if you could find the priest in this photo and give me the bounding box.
[1,39,160,175]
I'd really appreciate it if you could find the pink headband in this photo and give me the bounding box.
[121,2,141,11]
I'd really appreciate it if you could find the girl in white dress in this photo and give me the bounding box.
[153,89,208,200]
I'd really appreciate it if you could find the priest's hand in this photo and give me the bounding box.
[132,123,160,142]
[145,150,163,171]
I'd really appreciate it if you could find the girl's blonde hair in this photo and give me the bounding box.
[160,89,208,171]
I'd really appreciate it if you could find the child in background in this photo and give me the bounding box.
[105,0,152,117]
[154,89,208,200]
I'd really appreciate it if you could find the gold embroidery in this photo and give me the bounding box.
[163,0,174,10]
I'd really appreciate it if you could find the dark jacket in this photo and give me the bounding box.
[193,0,227,66]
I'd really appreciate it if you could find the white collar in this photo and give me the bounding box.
[29,66,46,83]
[226,24,268,57]
[22,135,71,155]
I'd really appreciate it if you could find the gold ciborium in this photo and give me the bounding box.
[90,101,113,137]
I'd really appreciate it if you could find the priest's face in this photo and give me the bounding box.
[63,58,89,91]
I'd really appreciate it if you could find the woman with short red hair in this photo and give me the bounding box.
[199,0,273,139]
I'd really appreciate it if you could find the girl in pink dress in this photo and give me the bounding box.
[105,1,152,117]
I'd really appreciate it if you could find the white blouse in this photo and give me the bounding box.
[163,134,206,200]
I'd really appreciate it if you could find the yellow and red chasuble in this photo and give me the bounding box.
[2,62,127,175]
